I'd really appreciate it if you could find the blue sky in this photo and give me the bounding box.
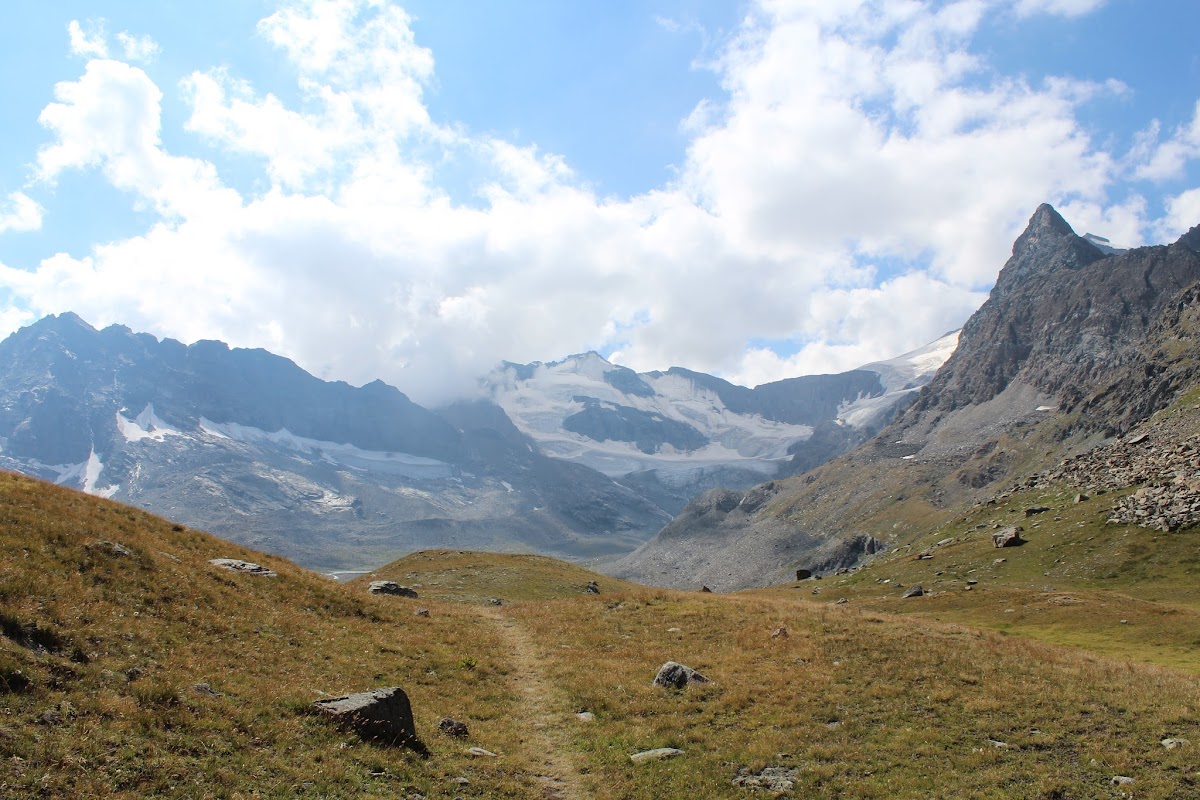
[2,1,1199,402]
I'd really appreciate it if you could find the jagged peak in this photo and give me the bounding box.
[1027,203,1075,237]
[30,311,96,334]
[1177,223,1200,254]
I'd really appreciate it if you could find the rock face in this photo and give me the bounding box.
[313,687,419,747]
[609,206,1200,591]
[652,661,710,689]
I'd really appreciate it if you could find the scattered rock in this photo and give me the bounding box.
[313,687,421,749]
[992,527,1025,548]
[209,558,276,577]
[916,552,934,560]
[1111,775,1134,786]
[902,585,924,598]
[700,586,713,593]
[937,537,955,546]
[835,598,848,604]
[770,627,789,639]
[89,540,132,558]
[1162,737,1190,750]
[585,581,600,594]
[733,765,799,792]
[576,711,595,723]
[966,579,978,585]
[1126,433,1149,445]
[413,608,431,617]
[1074,493,1089,503]
[438,718,469,738]
[192,682,221,697]
[489,598,503,606]
[466,747,497,757]
[1025,505,1051,517]
[369,581,418,597]
[652,661,710,689]
[630,748,683,764]
[993,558,1007,565]
[987,739,1009,748]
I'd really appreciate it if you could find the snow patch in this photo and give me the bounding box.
[117,403,182,442]
[838,330,960,429]
[55,449,119,498]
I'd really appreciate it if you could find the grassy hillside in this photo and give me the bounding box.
[4,471,1200,797]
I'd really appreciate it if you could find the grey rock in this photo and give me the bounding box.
[1024,505,1050,517]
[465,747,497,757]
[413,608,431,617]
[489,598,503,606]
[733,765,799,793]
[209,558,276,577]
[89,540,132,558]
[1111,776,1134,786]
[653,661,710,689]
[313,687,420,748]
[369,580,417,598]
[630,747,683,764]
[902,585,924,598]
[992,527,1025,548]
[585,581,600,594]
[1162,737,1189,750]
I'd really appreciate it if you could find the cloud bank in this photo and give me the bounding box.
[2,0,1198,404]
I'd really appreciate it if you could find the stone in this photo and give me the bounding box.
[1111,776,1134,786]
[369,580,418,597]
[576,711,596,723]
[835,597,848,604]
[209,558,276,577]
[313,687,420,748]
[992,527,1025,548]
[630,748,683,764]
[466,747,497,757]
[700,586,713,593]
[413,608,431,617]
[89,540,132,557]
[652,661,710,689]
[795,569,812,581]
[438,718,469,738]
[585,581,600,594]
[1162,737,1189,750]
[902,585,924,598]
[1074,493,1089,503]
[489,598,503,606]
[770,627,789,639]
[733,765,799,792]
[1024,505,1051,517]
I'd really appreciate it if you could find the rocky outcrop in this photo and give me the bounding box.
[652,661,710,689]
[368,581,417,597]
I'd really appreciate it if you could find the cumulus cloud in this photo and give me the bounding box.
[68,20,108,58]
[0,193,43,234]
[1,0,1184,404]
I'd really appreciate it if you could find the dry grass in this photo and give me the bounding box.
[6,472,1200,798]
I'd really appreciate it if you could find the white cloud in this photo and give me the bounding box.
[116,32,161,63]
[0,193,43,234]
[3,0,1175,404]
[1132,100,1200,182]
[68,20,108,58]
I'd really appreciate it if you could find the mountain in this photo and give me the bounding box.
[0,315,669,570]
[484,334,957,514]
[610,204,1200,590]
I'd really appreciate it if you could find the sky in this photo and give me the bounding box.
[1,0,1199,405]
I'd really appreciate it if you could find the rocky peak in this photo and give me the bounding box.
[1177,223,1200,255]
[994,203,1105,288]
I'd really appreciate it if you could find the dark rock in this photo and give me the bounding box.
[438,718,469,738]
[369,581,418,598]
[488,598,503,606]
[652,661,710,689]
[313,687,422,748]
[902,585,924,598]
[992,527,1025,548]
[795,569,812,581]
[209,558,276,577]
[585,581,600,594]
[1024,505,1050,517]
[700,586,713,593]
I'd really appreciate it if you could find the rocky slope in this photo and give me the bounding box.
[610,205,1200,590]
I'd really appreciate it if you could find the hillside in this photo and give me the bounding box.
[4,473,1200,797]
[610,205,1200,590]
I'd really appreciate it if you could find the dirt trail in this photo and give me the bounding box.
[480,605,589,800]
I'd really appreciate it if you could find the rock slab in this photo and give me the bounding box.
[630,748,684,764]
[313,687,419,747]
[209,558,276,577]
[369,580,418,597]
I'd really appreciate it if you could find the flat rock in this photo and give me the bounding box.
[313,687,420,748]
[733,765,799,792]
[369,580,418,597]
[89,540,132,557]
[653,661,710,689]
[630,747,683,764]
[209,558,276,577]
[466,747,497,757]
[1162,737,1189,750]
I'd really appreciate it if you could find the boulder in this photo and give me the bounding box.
[1024,505,1050,517]
[992,527,1025,548]
[209,558,276,577]
[902,585,924,598]
[585,581,600,594]
[313,687,420,748]
[795,569,812,581]
[368,581,418,598]
[89,540,132,558]
[653,661,710,689]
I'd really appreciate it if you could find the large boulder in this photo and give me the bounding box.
[992,526,1025,548]
[313,687,421,748]
[368,580,417,597]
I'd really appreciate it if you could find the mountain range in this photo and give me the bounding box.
[0,309,944,571]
